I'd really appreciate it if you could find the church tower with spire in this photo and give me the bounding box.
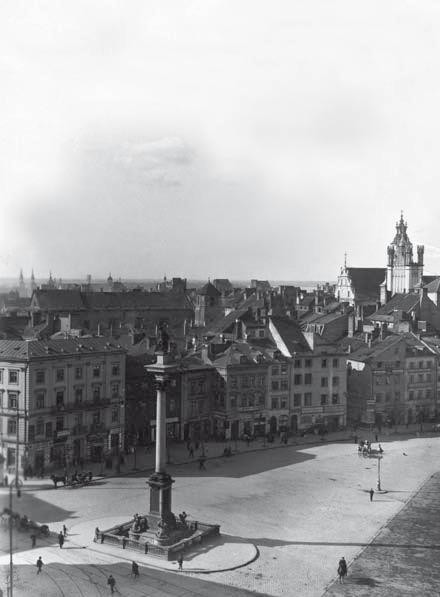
[18,269,27,298]
[384,212,424,297]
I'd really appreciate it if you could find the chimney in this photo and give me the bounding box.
[347,314,354,338]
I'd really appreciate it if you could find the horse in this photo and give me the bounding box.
[50,474,67,488]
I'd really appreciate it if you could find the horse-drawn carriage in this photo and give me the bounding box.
[1,508,49,536]
[50,471,93,489]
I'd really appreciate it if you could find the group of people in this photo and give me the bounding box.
[357,439,384,457]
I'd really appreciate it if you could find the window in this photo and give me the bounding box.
[332,393,339,404]
[230,376,238,388]
[28,425,35,441]
[258,330,265,338]
[320,394,328,405]
[408,391,414,401]
[304,392,312,406]
[409,375,414,384]
[36,370,45,384]
[242,376,249,388]
[395,391,401,401]
[395,360,401,368]
[230,395,237,408]
[111,383,119,398]
[56,390,64,408]
[280,379,288,391]
[321,359,327,368]
[281,364,288,375]
[376,393,383,403]
[45,422,52,438]
[8,392,18,409]
[293,393,301,407]
[332,376,339,386]
[271,366,279,376]
[75,387,83,404]
[271,380,279,391]
[92,365,101,378]
[258,376,265,386]
[8,370,19,384]
[169,398,176,414]
[426,361,432,369]
[321,377,328,387]
[0,369,3,383]
[409,362,415,369]
[36,391,45,409]
[74,413,83,427]
[305,359,312,368]
[280,397,287,409]
[294,359,302,368]
[56,416,64,431]
[418,373,424,383]
[418,361,423,369]
[111,363,120,376]
[427,373,432,383]
[249,376,255,387]
[332,358,339,368]
[36,419,44,435]
[294,374,302,385]
[385,393,391,402]
[75,367,83,380]
[111,406,119,423]
[304,373,312,385]
[376,361,383,369]
[93,385,101,402]
[271,397,279,409]
[426,389,432,399]
[7,418,17,435]
[92,411,100,424]
[240,396,247,408]
[55,368,64,382]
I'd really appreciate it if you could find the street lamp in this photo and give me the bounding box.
[377,454,383,491]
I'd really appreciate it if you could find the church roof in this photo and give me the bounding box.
[424,277,440,292]
[346,267,385,301]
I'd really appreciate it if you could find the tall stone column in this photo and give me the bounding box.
[145,353,177,536]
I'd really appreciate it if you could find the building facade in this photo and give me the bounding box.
[0,338,126,476]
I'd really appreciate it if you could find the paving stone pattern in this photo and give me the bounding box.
[324,472,440,596]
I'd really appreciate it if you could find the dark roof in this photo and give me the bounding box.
[347,268,385,301]
[347,332,435,363]
[198,282,221,297]
[32,289,85,311]
[368,293,421,321]
[425,277,440,293]
[269,316,311,355]
[0,337,126,361]
[210,341,273,368]
[31,289,193,312]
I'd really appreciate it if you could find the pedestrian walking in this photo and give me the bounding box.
[337,557,347,583]
[31,534,36,548]
[95,526,100,540]
[107,574,116,594]
[198,455,206,470]
[177,552,184,571]
[63,524,67,537]
[58,531,64,548]
[36,556,43,574]
[189,445,194,458]
[122,537,127,549]
[375,433,378,442]
[131,561,139,578]
[369,488,374,502]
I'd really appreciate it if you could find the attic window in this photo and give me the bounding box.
[239,355,247,364]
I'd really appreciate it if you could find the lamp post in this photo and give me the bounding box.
[377,454,383,491]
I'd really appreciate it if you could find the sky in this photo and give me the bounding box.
[2,0,440,282]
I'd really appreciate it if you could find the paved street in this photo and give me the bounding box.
[1,431,440,596]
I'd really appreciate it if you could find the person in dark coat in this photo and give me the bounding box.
[58,531,64,548]
[31,534,36,548]
[177,552,184,571]
[337,557,347,583]
[369,488,375,502]
[63,524,67,537]
[132,561,139,578]
[107,574,116,593]
[198,455,206,470]
[189,445,194,458]
[36,556,43,574]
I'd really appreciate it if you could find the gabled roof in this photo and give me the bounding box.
[208,293,264,335]
[347,332,435,363]
[198,282,221,297]
[369,292,421,321]
[269,316,311,355]
[424,277,440,293]
[346,267,386,301]
[210,341,273,368]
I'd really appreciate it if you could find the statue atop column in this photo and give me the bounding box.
[156,323,170,353]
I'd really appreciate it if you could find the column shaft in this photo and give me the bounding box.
[155,387,167,473]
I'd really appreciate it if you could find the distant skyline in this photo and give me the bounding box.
[2,2,440,280]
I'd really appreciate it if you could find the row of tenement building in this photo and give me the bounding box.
[1,214,440,476]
